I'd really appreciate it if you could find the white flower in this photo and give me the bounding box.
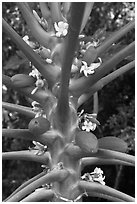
[86,40,100,49]
[29,67,41,79]
[80,58,102,77]
[79,34,85,39]
[93,175,105,185]
[2,84,7,92]
[54,21,69,37]
[91,167,104,175]
[84,113,100,126]
[31,101,40,108]
[81,167,105,185]
[90,167,105,185]
[29,141,47,156]
[31,101,46,118]
[46,58,52,64]
[31,101,41,112]
[23,35,36,49]
[23,35,29,42]
[82,120,97,132]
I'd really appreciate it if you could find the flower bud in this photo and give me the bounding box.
[39,47,51,59]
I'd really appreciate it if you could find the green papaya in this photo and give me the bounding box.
[75,130,98,153]
[11,74,35,88]
[28,116,50,135]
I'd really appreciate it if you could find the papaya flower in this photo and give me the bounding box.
[81,167,105,185]
[84,113,100,126]
[54,21,69,37]
[31,101,47,118]
[86,39,100,49]
[29,141,47,156]
[31,101,41,114]
[81,120,97,132]
[23,35,37,49]
[80,57,102,77]
[29,66,41,79]
[90,167,105,185]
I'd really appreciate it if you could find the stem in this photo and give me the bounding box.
[3,171,46,201]
[2,151,49,164]
[17,2,57,49]
[70,41,135,96]
[6,169,68,202]
[93,92,98,114]
[62,2,71,17]
[84,191,125,202]
[79,181,135,202]
[114,165,123,190]
[39,3,51,20]
[81,157,134,170]
[20,189,54,202]
[2,102,35,118]
[2,18,58,88]
[97,20,135,56]
[66,145,135,165]
[50,2,64,22]
[95,149,135,165]
[2,129,51,145]
[80,3,94,33]
[2,128,34,139]
[57,3,86,122]
[78,60,135,106]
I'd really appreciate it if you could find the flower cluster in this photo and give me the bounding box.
[81,120,96,132]
[78,110,100,132]
[29,66,47,95]
[80,57,102,77]
[79,39,100,54]
[81,167,105,185]
[31,101,46,118]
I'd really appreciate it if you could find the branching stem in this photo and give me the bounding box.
[57,3,86,122]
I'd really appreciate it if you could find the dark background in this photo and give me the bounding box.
[2,2,135,201]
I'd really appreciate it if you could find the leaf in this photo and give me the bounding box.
[98,136,128,153]
[75,130,98,153]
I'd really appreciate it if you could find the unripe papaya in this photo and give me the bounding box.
[28,116,50,135]
[98,136,128,153]
[11,74,36,88]
[83,46,97,65]
[75,130,98,153]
